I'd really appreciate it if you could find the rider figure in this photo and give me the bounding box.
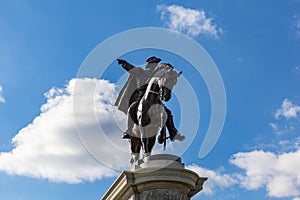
[115,56,185,142]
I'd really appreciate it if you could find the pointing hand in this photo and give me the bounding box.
[117,59,126,66]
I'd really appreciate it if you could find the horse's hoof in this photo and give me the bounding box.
[143,156,150,163]
[143,153,151,163]
[131,164,140,171]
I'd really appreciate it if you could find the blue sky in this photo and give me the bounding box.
[0,0,300,199]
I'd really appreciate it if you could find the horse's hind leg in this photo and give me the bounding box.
[142,136,156,163]
[140,126,151,162]
[148,136,156,153]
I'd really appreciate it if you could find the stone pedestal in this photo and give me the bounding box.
[101,154,207,200]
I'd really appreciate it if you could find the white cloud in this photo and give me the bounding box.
[269,122,295,136]
[269,99,300,137]
[157,5,222,38]
[188,148,300,198]
[269,122,281,133]
[230,150,300,198]
[187,98,300,198]
[278,137,300,151]
[0,85,5,103]
[0,78,130,183]
[187,164,237,195]
[275,98,300,119]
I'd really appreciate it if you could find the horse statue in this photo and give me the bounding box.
[129,63,182,166]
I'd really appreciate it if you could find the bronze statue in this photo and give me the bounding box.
[115,57,185,164]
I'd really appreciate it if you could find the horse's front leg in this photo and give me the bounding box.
[130,137,141,170]
[130,153,139,165]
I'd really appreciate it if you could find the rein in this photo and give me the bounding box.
[144,77,163,99]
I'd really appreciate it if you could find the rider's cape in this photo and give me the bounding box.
[115,66,156,114]
[115,74,137,114]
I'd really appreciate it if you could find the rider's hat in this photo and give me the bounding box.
[146,56,161,63]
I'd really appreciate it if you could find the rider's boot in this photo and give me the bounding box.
[164,106,185,142]
[123,102,139,139]
[122,130,131,139]
[122,110,135,139]
[171,133,185,142]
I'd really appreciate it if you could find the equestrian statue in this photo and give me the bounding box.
[115,56,185,165]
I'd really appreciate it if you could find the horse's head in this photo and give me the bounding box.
[153,63,182,101]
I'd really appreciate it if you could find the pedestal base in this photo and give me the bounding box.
[101,154,207,200]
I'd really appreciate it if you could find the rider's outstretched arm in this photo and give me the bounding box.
[117,59,135,71]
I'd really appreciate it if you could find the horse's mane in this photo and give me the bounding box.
[148,63,174,80]
[154,63,173,72]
